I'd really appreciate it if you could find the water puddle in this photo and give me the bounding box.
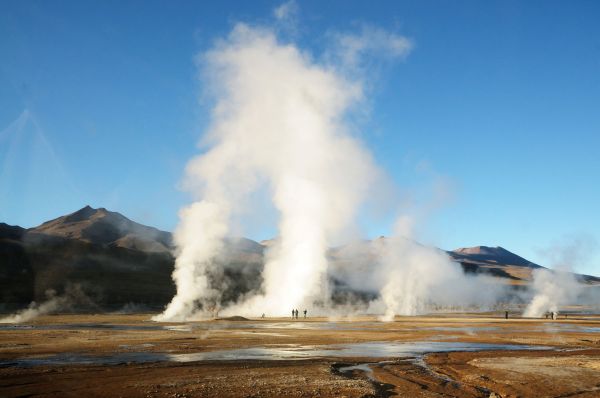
[0,321,387,333]
[422,326,499,333]
[337,363,375,380]
[233,331,289,337]
[162,325,194,332]
[5,320,596,335]
[249,321,383,331]
[0,341,550,367]
[0,323,164,331]
[539,323,600,333]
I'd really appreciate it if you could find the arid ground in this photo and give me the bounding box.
[1,312,600,397]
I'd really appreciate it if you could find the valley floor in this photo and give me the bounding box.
[1,313,600,397]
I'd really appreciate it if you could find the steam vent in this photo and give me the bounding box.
[2,1,599,397]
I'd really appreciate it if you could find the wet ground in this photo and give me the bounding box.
[0,341,551,367]
[1,313,600,397]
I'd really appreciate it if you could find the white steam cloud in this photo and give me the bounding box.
[0,286,92,323]
[330,25,413,70]
[523,234,598,318]
[157,6,536,322]
[155,18,412,321]
[369,218,504,320]
[273,1,298,23]
[523,268,579,318]
[0,296,65,323]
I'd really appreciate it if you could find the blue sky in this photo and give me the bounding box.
[1,1,599,274]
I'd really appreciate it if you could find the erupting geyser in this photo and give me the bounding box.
[154,22,412,321]
[155,12,567,323]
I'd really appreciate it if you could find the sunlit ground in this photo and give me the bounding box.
[1,312,600,397]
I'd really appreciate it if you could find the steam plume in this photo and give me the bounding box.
[374,218,503,320]
[523,235,597,318]
[523,268,579,318]
[0,296,65,323]
[156,20,411,321]
[0,285,94,323]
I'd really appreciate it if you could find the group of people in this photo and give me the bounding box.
[292,309,307,319]
[545,311,558,320]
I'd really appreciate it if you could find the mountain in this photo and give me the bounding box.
[450,246,542,268]
[31,205,173,253]
[449,245,600,285]
[1,206,598,311]
[0,207,265,311]
[0,223,25,241]
[0,207,177,310]
[448,245,542,284]
[0,223,31,307]
[328,239,546,285]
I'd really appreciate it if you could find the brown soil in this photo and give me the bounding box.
[1,313,600,397]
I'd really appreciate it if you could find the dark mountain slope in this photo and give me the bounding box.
[2,207,598,311]
[0,207,268,310]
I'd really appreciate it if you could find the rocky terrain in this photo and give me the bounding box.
[2,313,600,397]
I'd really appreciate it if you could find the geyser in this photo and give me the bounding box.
[523,236,597,318]
[523,268,580,318]
[359,218,506,320]
[155,21,412,321]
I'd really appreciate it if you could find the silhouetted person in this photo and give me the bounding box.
[303,309,307,318]
[295,309,299,319]
[505,311,508,319]
[292,309,295,319]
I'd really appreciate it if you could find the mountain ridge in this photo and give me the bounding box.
[9,207,551,269]
[30,205,173,253]
[1,206,598,310]
[450,245,543,269]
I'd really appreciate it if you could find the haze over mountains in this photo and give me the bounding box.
[32,206,173,253]
[1,206,598,311]
[451,246,542,268]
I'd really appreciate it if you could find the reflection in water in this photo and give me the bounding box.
[0,321,394,332]
[0,341,550,367]
[0,323,163,331]
[423,326,498,331]
[3,320,597,335]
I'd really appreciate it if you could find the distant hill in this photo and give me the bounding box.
[450,246,542,268]
[1,206,598,311]
[31,205,173,253]
[0,207,177,311]
[0,207,264,311]
[448,245,542,284]
[0,223,25,241]
[449,245,600,285]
